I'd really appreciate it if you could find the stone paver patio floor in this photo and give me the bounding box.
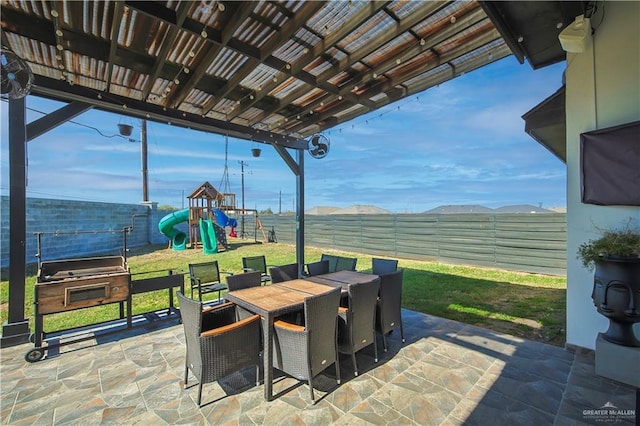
[1,309,636,425]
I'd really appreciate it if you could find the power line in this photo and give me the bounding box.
[1,98,132,141]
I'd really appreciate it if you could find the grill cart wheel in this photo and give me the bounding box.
[25,348,45,363]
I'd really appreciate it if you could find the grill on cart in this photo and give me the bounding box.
[25,227,185,363]
[36,256,130,315]
[25,256,131,362]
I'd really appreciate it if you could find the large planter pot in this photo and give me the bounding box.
[592,257,640,347]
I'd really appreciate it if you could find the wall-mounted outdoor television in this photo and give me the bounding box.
[580,120,640,206]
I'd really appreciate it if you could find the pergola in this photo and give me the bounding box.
[1,1,581,344]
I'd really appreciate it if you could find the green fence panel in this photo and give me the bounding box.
[259,213,566,275]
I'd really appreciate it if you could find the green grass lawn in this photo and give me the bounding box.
[0,239,567,346]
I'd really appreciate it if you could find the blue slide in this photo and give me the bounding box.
[158,209,189,251]
[212,208,238,228]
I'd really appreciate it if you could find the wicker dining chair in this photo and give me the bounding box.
[226,270,262,291]
[188,260,229,302]
[177,292,261,407]
[337,279,380,376]
[319,254,357,272]
[306,260,329,276]
[272,286,342,404]
[372,258,398,275]
[269,263,298,283]
[320,254,339,272]
[376,269,405,352]
[242,255,271,284]
[335,256,357,272]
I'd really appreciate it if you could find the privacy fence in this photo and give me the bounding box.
[0,196,169,268]
[1,197,566,275]
[259,213,567,276]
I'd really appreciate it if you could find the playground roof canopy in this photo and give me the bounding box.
[187,181,220,201]
[1,1,582,148]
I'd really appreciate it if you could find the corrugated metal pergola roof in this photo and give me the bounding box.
[1,0,512,147]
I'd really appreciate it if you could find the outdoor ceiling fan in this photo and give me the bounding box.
[1,46,34,100]
[307,133,330,159]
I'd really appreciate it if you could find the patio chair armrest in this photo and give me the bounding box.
[202,301,234,315]
[274,320,305,333]
[200,314,260,338]
[201,302,236,332]
[220,270,234,276]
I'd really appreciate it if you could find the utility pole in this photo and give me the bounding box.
[239,160,248,238]
[117,118,149,203]
[141,119,148,202]
[279,190,282,214]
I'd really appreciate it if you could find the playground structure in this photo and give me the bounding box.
[158,181,269,254]
[187,181,232,253]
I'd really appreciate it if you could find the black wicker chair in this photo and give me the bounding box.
[272,287,342,404]
[188,260,230,302]
[320,254,339,272]
[177,292,261,407]
[306,260,329,276]
[337,279,380,376]
[226,270,262,291]
[320,254,357,272]
[372,258,398,275]
[335,256,357,272]
[242,255,271,285]
[269,263,299,283]
[376,269,405,352]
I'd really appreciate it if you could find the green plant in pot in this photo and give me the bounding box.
[577,222,640,347]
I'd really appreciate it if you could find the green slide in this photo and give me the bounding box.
[199,218,218,255]
[158,209,189,251]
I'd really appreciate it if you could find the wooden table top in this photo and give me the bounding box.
[327,270,379,282]
[306,270,379,288]
[278,279,336,295]
[226,272,379,316]
[225,281,333,315]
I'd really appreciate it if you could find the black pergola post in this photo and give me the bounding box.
[1,99,92,347]
[296,148,305,277]
[272,144,305,277]
[1,97,30,347]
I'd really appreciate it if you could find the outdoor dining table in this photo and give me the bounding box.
[305,270,380,291]
[224,279,335,401]
[224,272,380,401]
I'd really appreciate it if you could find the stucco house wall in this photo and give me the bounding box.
[565,1,640,350]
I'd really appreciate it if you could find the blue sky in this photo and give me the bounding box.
[1,56,566,213]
